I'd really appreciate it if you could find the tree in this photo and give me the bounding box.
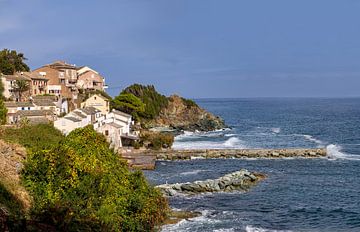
[0,77,6,124]
[111,93,145,121]
[0,99,7,124]
[12,79,30,101]
[121,84,169,119]
[0,49,30,75]
[22,126,168,231]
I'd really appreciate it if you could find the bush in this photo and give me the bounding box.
[141,132,174,150]
[121,84,168,120]
[0,124,64,153]
[0,99,7,125]
[21,126,168,231]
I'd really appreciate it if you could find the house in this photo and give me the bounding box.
[31,95,68,115]
[33,61,78,99]
[94,109,138,149]
[21,72,49,96]
[14,110,56,124]
[76,66,107,91]
[54,116,82,135]
[80,94,110,114]
[54,106,102,135]
[0,73,31,101]
[4,101,35,124]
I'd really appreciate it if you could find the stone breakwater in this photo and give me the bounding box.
[154,148,326,160]
[156,169,265,196]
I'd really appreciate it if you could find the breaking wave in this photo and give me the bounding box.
[303,135,324,145]
[271,128,281,134]
[326,144,360,161]
[245,225,292,232]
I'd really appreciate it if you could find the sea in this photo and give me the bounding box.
[144,98,360,232]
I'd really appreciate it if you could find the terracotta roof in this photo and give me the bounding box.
[22,72,49,81]
[4,101,34,108]
[1,73,31,81]
[15,110,54,117]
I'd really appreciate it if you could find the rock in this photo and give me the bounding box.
[156,169,265,196]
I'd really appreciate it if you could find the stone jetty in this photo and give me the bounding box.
[121,148,327,170]
[154,148,326,160]
[156,169,265,196]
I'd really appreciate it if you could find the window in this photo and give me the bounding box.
[94,97,97,100]
[105,130,109,136]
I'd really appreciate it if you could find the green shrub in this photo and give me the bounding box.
[0,124,64,153]
[181,97,198,108]
[121,84,168,120]
[21,126,168,231]
[0,99,7,125]
[141,132,174,150]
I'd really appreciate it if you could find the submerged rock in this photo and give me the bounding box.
[156,169,265,196]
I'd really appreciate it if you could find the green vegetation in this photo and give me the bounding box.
[111,93,145,121]
[0,99,6,125]
[12,79,30,102]
[181,97,198,108]
[22,126,168,231]
[0,123,64,153]
[121,84,169,119]
[140,132,174,150]
[0,80,6,124]
[0,49,30,75]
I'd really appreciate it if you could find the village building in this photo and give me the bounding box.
[33,61,78,99]
[54,106,102,135]
[76,66,107,91]
[0,73,31,101]
[80,94,110,115]
[4,101,35,124]
[21,72,49,96]
[14,110,57,124]
[94,110,138,149]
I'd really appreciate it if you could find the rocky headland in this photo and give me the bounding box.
[156,169,265,196]
[152,95,226,132]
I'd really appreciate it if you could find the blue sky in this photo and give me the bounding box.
[1,0,360,98]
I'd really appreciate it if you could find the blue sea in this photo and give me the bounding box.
[144,98,360,232]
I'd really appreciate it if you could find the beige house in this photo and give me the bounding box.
[0,73,31,101]
[81,94,110,114]
[14,110,57,124]
[76,66,107,91]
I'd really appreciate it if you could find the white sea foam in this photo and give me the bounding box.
[303,134,324,145]
[245,225,292,232]
[161,209,220,232]
[180,169,206,176]
[173,137,246,150]
[326,144,360,161]
[224,133,237,137]
[271,127,281,134]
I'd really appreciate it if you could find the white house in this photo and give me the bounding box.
[54,106,102,135]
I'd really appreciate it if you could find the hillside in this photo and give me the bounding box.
[115,84,226,131]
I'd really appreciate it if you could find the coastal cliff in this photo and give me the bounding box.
[113,84,226,132]
[152,95,225,131]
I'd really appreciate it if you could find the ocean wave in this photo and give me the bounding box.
[271,128,281,134]
[173,137,246,150]
[161,209,221,232]
[303,134,324,145]
[326,144,360,161]
[245,225,292,232]
[180,169,206,176]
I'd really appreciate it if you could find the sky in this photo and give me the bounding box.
[1,0,360,98]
